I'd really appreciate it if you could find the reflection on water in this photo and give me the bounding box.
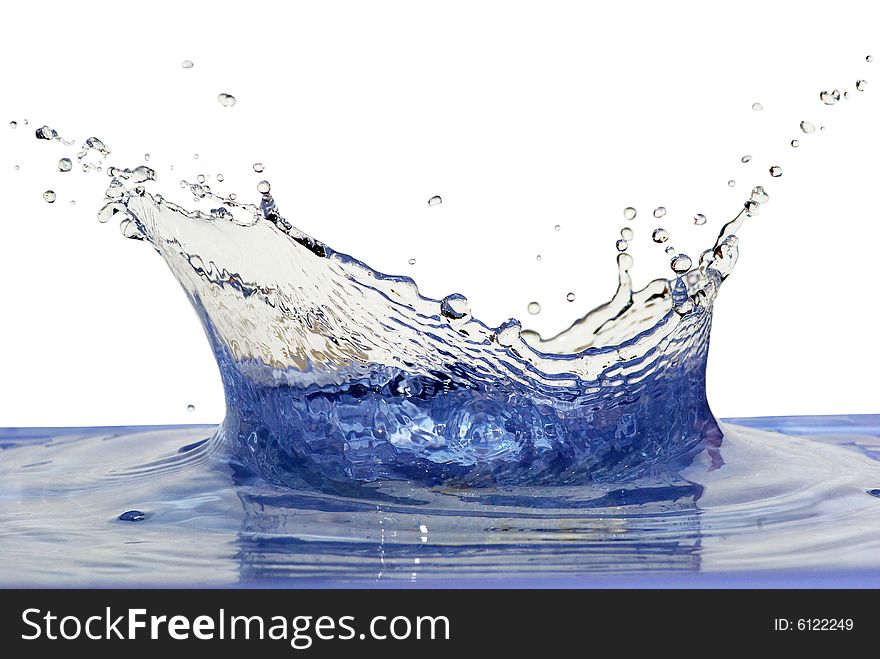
[2,416,880,586]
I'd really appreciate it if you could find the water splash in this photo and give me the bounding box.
[84,159,755,490]
[12,53,868,494]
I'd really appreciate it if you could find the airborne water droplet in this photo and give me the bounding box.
[217,174,225,182]
[856,79,867,91]
[791,139,799,148]
[408,258,416,266]
[670,254,692,274]
[727,180,736,187]
[867,55,874,63]
[819,90,841,105]
[257,180,271,194]
[623,206,637,221]
[554,224,561,231]
[144,153,150,161]
[43,190,56,203]
[741,155,752,163]
[428,195,442,207]
[769,165,782,177]
[620,227,633,240]
[693,213,707,226]
[616,239,629,252]
[35,125,57,140]
[752,102,763,111]
[218,93,237,107]
[665,245,675,255]
[751,185,770,203]
[527,302,541,315]
[197,174,206,184]
[58,158,72,172]
[187,404,195,412]
[653,206,666,218]
[652,228,669,243]
[253,163,264,173]
[182,60,194,69]
[535,254,542,262]
[566,292,576,302]
[9,120,17,129]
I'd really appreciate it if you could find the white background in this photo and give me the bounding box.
[1,0,878,427]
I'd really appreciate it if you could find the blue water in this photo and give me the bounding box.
[110,186,735,492]
[2,416,880,587]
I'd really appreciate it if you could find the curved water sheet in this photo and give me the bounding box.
[107,173,745,490]
[2,418,880,585]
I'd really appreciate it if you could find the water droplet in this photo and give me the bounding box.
[819,90,841,105]
[665,245,675,255]
[867,55,874,63]
[623,206,637,221]
[187,404,195,412]
[43,190,56,203]
[69,200,76,205]
[440,293,470,320]
[652,228,669,243]
[527,302,541,315]
[670,254,692,274]
[620,227,634,240]
[751,185,770,203]
[554,224,561,231]
[741,155,752,163]
[769,165,782,178]
[867,488,880,498]
[566,292,576,302]
[57,158,72,172]
[693,213,707,226]
[752,102,763,111]
[9,120,17,129]
[820,125,826,131]
[182,60,194,69]
[428,195,442,207]
[217,173,225,182]
[653,206,666,218]
[197,174,206,184]
[257,180,271,194]
[408,258,416,265]
[616,239,629,252]
[119,510,146,522]
[253,162,264,173]
[856,79,867,91]
[144,153,150,161]
[844,91,850,99]
[727,180,736,188]
[536,254,542,262]
[35,125,57,140]
[791,139,799,148]
[218,92,237,107]
[193,153,199,159]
